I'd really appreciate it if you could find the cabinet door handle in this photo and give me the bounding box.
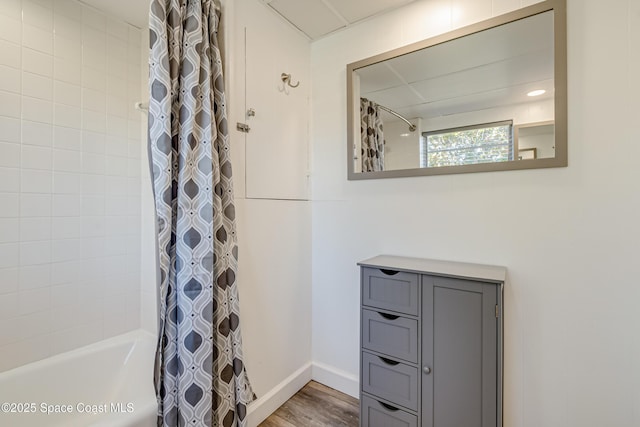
[380,269,399,276]
[379,312,400,321]
[379,401,399,412]
[423,365,432,375]
[379,356,400,366]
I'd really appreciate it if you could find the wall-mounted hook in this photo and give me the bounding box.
[134,102,148,112]
[281,73,300,88]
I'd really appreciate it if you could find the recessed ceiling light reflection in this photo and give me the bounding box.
[527,89,546,97]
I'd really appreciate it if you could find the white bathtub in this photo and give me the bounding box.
[0,330,157,427]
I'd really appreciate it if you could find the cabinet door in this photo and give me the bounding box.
[421,276,499,427]
[244,20,310,200]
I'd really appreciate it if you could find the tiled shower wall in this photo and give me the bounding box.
[0,0,145,371]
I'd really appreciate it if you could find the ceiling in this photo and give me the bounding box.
[81,0,419,38]
[358,10,555,124]
[263,0,418,40]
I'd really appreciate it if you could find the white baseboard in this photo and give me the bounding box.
[246,361,359,426]
[247,362,312,427]
[311,362,359,398]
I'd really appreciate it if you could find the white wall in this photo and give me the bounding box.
[236,198,312,425]
[384,118,421,171]
[311,1,640,427]
[518,129,555,159]
[229,1,313,424]
[422,98,554,132]
[0,0,144,372]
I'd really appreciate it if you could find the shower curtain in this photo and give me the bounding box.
[360,97,385,172]
[148,1,254,426]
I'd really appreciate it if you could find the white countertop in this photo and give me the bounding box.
[358,255,506,283]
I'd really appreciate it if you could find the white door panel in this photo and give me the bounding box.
[244,18,310,200]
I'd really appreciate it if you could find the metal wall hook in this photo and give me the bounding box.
[134,102,148,112]
[281,73,300,88]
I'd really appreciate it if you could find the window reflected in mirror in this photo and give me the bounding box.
[421,121,513,169]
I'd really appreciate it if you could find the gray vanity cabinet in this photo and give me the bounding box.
[359,256,505,427]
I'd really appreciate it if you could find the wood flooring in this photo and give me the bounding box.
[258,381,359,427]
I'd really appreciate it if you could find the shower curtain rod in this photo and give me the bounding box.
[377,104,417,132]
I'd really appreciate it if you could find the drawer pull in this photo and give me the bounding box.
[380,268,399,276]
[379,401,400,412]
[379,312,400,320]
[379,356,400,366]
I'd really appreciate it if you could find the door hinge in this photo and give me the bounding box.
[236,122,250,133]
[495,304,500,318]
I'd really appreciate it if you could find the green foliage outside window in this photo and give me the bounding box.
[422,123,513,168]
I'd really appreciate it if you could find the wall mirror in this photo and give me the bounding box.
[347,0,566,180]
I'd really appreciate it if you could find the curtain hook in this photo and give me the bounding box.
[281,73,300,88]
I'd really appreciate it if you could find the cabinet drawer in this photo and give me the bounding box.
[362,309,418,363]
[361,394,417,427]
[362,268,419,315]
[361,351,419,411]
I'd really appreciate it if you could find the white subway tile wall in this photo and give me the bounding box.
[0,0,144,372]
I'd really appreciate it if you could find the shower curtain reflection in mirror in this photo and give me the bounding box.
[360,97,385,172]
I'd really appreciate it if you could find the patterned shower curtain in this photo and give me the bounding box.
[360,97,385,172]
[148,1,254,426]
